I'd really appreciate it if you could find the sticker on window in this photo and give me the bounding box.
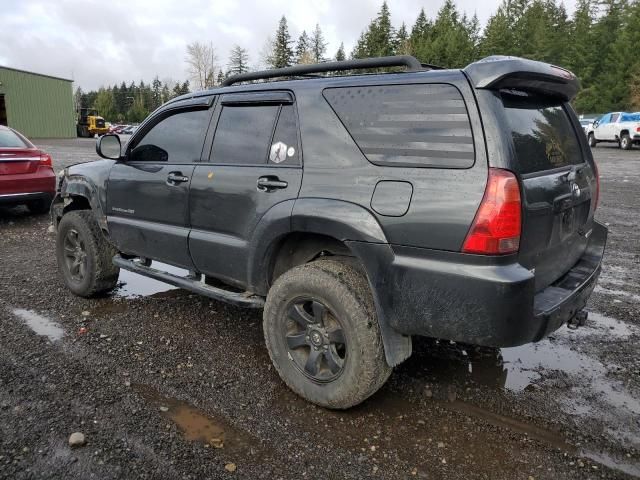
[270,141,287,164]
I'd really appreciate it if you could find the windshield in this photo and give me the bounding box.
[0,128,31,148]
[501,91,584,175]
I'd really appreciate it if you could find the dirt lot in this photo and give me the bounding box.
[1,138,639,479]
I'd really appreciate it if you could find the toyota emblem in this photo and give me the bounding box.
[571,182,581,197]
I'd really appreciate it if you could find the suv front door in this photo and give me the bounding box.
[106,99,213,268]
[188,91,303,287]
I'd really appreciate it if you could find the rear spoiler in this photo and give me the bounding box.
[463,56,580,101]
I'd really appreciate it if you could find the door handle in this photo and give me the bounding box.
[257,176,288,192]
[167,172,189,185]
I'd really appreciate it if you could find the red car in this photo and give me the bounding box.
[0,125,55,214]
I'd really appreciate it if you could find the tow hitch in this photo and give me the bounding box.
[567,310,588,330]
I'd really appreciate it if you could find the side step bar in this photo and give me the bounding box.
[112,256,265,309]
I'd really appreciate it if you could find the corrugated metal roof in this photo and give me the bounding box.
[0,65,73,83]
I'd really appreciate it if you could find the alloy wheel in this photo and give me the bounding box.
[63,228,87,282]
[284,298,347,383]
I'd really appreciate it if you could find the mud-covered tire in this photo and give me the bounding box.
[588,133,597,148]
[56,210,119,297]
[620,134,633,150]
[263,258,391,409]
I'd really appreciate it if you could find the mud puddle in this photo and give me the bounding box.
[388,310,640,475]
[132,384,263,457]
[115,261,188,298]
[12,308,64,341]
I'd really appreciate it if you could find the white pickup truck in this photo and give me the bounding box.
[587,112,640,150]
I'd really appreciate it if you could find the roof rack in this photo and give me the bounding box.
[222,55,425,87]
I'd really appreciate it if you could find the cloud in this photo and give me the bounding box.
[0,0,577,90]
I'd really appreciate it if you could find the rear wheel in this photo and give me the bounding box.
[588,133,597,148]
[56,210,120,297]
[263,258,391,409]
[620,133,633,150]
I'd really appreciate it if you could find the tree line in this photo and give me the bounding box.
[80,0,640,122]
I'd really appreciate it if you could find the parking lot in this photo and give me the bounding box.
[0,137,639,479]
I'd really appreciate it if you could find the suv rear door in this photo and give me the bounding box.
[188,91,302,288]
[496,91,598,290]
[106,99,213,268]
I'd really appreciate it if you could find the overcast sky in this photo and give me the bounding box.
[1,0,577,91]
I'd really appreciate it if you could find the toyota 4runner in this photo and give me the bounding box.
[52,55,607,409]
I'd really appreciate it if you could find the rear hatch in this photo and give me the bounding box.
[500,91,597,290]
[464,56,597,291]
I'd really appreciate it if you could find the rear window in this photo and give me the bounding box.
[323,84,475,168]
[501,91,583,175]
[0,128,30,148]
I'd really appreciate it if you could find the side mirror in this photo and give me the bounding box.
[593,121,599,128]
[96,134,122,160]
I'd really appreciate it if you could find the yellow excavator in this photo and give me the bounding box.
[76,108,109,138]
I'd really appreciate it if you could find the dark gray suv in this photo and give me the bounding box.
[52,55,607,408]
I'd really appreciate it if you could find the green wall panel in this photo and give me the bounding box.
[0,67,75,138]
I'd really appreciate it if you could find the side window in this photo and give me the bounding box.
[610,113,619,123]
[323,84,474,168]
[599,114,610,125]
[210,105,279,164]
[268,105,300,165]
[129,109,210,163]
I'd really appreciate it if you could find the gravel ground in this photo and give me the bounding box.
[0,138,639,479]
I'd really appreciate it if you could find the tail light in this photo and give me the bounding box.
[593,161,600,211]
[462,168,522,255]
[636,127,640,133]
[39,153,53,167]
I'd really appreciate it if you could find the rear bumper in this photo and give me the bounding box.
[0,168,56,196]
[0,168,55,206]
[349,221,607,347]
[0,191,53,206]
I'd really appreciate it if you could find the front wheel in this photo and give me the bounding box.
[56,210,120,297]
[263,258,391,409]
[588,133,597,148]
[620,134,633,150]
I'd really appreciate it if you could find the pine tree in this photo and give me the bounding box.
[216,70,226,85]
[590,0,630,111]
[271,16,294,68]
[351,1,395,60]
[161,83,171,103]
[629,64,640,110]
[395,22,410,55]
[127,92,148,123]
[369,1,395,57]
[566,0,597,89]
[351,31,369,59]
[151,76,162,111]
[295,31,311,63]
[611,0,640,109]
[310,24,328,62]
[94,88,116,121]
[428,0,475,67]
[228,45,250,75]
[335,42,346,61]
[410,8,432,61]
[479,5,515,57]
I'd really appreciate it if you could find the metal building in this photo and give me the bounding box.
[0,66,75,138]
